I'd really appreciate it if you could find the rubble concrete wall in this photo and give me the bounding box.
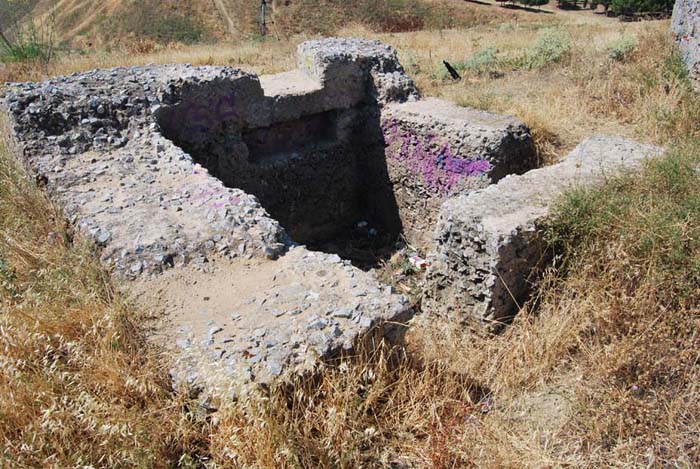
[1,37,538,400]
[381,98,536,250]
[425,135,663,325]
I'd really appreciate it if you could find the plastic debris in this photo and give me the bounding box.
[409,255,427,270]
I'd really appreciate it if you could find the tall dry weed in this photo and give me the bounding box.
[0,122,206,467]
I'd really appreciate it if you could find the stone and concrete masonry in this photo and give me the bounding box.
[673,0,700,81]
[2,37,659,403]
[424,135,662,325]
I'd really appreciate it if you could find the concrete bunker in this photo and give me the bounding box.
[153,41,536,269]
[2,37,554,397]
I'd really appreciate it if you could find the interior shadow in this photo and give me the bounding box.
[155,90,403,270]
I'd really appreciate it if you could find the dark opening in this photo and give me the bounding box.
[242,111,338,165]
[156,96,403,269]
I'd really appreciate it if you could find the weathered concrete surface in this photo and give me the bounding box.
[2,37,533,278]
[383,98,534,182]
[297,37,420,105]
[3,65,289,278]
[381,98,535,249]
[2,37,420,401]
[424,135,663,325]
[672,0,700,80]
[135,247,411,404]
[3,38,420,277]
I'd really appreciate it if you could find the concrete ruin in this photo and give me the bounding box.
[672,0,700,81]
[2,37,659,402]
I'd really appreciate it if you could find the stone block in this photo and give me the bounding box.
[425,135,663,324]
[672,0,700,81]
[1,37,426,404]
[297,37,420,105]
[381,98,535,250]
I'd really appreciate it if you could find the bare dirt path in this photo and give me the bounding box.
[212,0,239,34]
[461,0,617,23]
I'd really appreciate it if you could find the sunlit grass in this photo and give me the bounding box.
[2,8,700,467]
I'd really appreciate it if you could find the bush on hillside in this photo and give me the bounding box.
[0,27,52,62]
[592,0,612,10]
[556,0,580,9]
[436,47,509,80]
[610,0,674,15]
[557,0,602,9]
[0,0,55,63]
[463,47,500,75]
[608,35,636,61]
[496,0,548,8]
[524,28,571,69]
[518,0,549,8]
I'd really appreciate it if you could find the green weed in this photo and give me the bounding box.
[608,35,636,61]
[524,28,571,69]
[547,141,700,305]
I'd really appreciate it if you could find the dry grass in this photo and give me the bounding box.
[26,0,226,46]
[199,140,700,467]
[0,123,207,467]
[24,0,505,47]
[384,21,691,159]
[2,10,700,468]
[269,0,504,36]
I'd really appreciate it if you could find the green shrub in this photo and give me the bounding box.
[547,141,700,303]
[436,47,507,80]
[556,0,578,8]
[518,0,549,8]
[524,28,571,69]
[608,35,636,61]
[0,0,56,63]
[663,51,691,82]
[463,47,507,77]
[610,0,673,15]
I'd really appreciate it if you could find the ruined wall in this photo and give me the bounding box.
[380,99,535,251]
[672,0,700,80]
[1,37,547,398]
[157,100,378,244]
[425,136,663,326]
[2,37,538,280]
[154,38,416,245]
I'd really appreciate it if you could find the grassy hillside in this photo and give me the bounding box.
[2,6,700,468]
[15,0,508,47]
[21,0,226,46]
